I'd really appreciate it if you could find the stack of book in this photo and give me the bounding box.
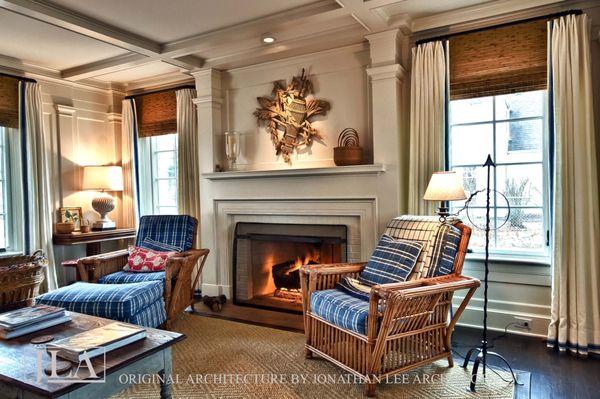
[47,322,146,362]
[0,305,71,339]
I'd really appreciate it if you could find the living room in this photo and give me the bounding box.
[0,0,598,398]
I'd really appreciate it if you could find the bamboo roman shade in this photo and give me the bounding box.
[135,89,177,137]
[0,76,19,128]
[449,19,547,99]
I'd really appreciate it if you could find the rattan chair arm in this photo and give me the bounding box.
[374,275,480,299]
[77,250,130,282]
[300,262,367,276]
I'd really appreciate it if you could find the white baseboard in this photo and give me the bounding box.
[455,298,550,337]
[201,283,231,297]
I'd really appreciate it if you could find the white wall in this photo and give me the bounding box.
[220,45,372,170]
[38,79,124,286]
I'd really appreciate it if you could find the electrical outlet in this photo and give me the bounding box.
[513,316,532,329]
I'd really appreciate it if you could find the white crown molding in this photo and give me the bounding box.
[411,0,566,33]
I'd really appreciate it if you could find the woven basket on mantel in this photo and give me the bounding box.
[0,250,47,312]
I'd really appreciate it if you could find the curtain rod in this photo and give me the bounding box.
[0,72,37,83]
[125,84,195,99]
[415,9,582,46]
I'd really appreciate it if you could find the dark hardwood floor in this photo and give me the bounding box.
[191,302,600,399]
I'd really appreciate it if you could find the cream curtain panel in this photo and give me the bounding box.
[176,89,200,247]
[21,82,57,291]
[408,41,447,215]
[547,13,600,356]
[121,99,139,228]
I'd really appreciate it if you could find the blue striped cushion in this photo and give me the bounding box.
[429,224,462,277]
[358,235,423,286]
[126,297,166,328]
[98,271,165,284]
[36,281,163,321]
[136,215,196,252]
[310,289,370,335]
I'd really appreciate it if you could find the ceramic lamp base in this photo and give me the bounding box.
[91,194,116,230]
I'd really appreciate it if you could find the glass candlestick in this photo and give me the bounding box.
[224,131,240,170]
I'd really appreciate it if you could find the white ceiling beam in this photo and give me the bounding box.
[0,0,204,78]
[160,3,348,58]
[61,53,149,80]
[335,0,389,32]
[0,0,160,55]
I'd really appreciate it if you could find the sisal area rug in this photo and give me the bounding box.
[115,314,519,398]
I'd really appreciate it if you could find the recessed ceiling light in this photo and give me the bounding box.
[262,35,276,44]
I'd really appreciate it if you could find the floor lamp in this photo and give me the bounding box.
[424,155,518,391]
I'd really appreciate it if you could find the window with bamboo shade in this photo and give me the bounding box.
[0,76,19,128]
[449,19,547,100]
[134,89,177,138]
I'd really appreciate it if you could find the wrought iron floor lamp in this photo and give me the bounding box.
[460,154,519,391]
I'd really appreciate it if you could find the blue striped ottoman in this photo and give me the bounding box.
[36,280,166,328]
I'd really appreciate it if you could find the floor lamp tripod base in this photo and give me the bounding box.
[462,343,519,391]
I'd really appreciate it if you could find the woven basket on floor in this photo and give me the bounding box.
[0,250,47,312]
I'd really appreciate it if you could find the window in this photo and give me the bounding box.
[0,128,8,250]
[139,133,179,215]
[448,90,549,257]
[0,126,22,253]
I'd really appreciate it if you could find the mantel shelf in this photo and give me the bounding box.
[202,164,386,180]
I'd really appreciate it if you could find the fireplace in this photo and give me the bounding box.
[233,222,347,314]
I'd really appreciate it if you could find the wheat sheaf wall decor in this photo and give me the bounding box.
[253,69,330,164]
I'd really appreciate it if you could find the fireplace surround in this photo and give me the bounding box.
[233,222,347,313]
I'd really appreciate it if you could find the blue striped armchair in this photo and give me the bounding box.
[38,215,209,329]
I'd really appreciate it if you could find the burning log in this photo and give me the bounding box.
[272,257,318,290]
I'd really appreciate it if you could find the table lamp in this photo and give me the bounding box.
[82,166,123,230]
[423,171,467,220]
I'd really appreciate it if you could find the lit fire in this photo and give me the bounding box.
[286,254,318,274]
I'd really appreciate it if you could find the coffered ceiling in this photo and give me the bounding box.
[0,0,570,90]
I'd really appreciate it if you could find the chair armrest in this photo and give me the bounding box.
[366,275,480,341]
[373,275,480,299]
[77,249,130,283]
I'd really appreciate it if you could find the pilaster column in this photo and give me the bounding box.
[191,68,224,296]
[366,29,409,217]
[192,69,223,173]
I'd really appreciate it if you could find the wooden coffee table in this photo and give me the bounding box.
[0,311,184,398]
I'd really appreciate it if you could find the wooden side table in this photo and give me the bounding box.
[53,228,136,256]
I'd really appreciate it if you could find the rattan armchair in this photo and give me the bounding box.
[76,216,209,329]
[300,216,480,396]
[77,248,208,329]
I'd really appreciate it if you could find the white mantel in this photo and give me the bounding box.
[202,164,386,180]
[193,31,409,298]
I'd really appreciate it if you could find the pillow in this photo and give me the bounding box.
[358,235,423,286]
[124,246,177,273]
[141,237,183,252]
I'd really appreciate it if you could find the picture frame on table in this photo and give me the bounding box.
[58,207,83,231]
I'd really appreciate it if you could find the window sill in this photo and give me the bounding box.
[465,252,551,266]
[0,251,23,259]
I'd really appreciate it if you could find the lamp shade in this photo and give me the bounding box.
[423,171,467,201]
[82,166,123,191]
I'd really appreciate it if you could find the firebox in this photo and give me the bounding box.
[233,222,347,314]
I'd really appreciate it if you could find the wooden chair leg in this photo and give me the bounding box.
[304,347,313,359]
[447,354,454,367]
[365,382,377,397]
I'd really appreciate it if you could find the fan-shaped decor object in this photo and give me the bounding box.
[253,68,330,164]
[333,128,363,166]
